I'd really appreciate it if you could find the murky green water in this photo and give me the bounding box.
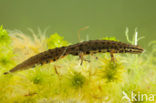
[0,0,156,49]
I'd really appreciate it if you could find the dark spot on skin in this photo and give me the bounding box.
[75,52,79,55]
[119,50,124,53]
[102,46,106,49]
[113,46,117,50]
[63,53,66,56]
[99,45,103,50]
[102,42,105,44]
[78,44,84,50]
[61,46,65,49]
[32,65,36,68]
[86,51,90,54]
[117,47,120,51]
[119,45,123,48]
[125,50,128,53]
[123,50,126,53]
[112,42,116,44]
[129,49,132,52]
[45,54,50,58]
[47,55,52,58]
[59,48,62,51]
[48,50,53,54]
[107,42,110,45]
[55,53,58,56]
[111,46,114,48]
[98,49,101,52]
[86,46,90,50]
[132,47,136,49]
[46,60,49,63]
[57,50,61,53]
[79,44,84,47]
[80,46,86,51]
[41,62,43,65]
[95,42,98,45]
[79,48,83,51]
[93,51,97,54]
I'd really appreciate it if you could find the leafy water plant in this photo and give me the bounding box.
[47,32,70,49]
[0,26,14,73]
[98,59,124,82]
[70,72,86,89]
[0,25,11,45]
[0,26,155,103]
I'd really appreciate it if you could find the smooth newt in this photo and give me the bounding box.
[4,40,144,74]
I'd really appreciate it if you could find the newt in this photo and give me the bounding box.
[4,40,144,74]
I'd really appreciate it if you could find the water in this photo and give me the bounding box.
[0,0,156,49]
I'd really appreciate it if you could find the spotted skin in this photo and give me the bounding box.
[4,40,144,74]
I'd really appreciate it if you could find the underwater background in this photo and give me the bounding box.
[0,0,156,48]
[0,0,156,103]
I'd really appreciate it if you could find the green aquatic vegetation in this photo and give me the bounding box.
[0,25,11,45]
[0,27,156,103]
[125,27,144,45]
[0,26,14,73]
[69,71,86,89]
[47,33,70,49]
[98,60,124,82]
[101,36,118,41]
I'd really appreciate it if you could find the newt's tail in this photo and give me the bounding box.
[4,47,68,74]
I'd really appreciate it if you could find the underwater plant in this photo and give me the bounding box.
[0,26,14,74]
[0,26,155,103]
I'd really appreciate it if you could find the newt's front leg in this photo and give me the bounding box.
[79,52,85,65]
[110,50,115,62]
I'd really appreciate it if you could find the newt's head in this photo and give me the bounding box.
[127,45,144,54]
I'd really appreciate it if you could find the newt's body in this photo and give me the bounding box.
[4,40,144,74]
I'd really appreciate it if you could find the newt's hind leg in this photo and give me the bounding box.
[79,52,90,65]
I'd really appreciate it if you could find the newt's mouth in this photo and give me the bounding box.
[130,46,144,54]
